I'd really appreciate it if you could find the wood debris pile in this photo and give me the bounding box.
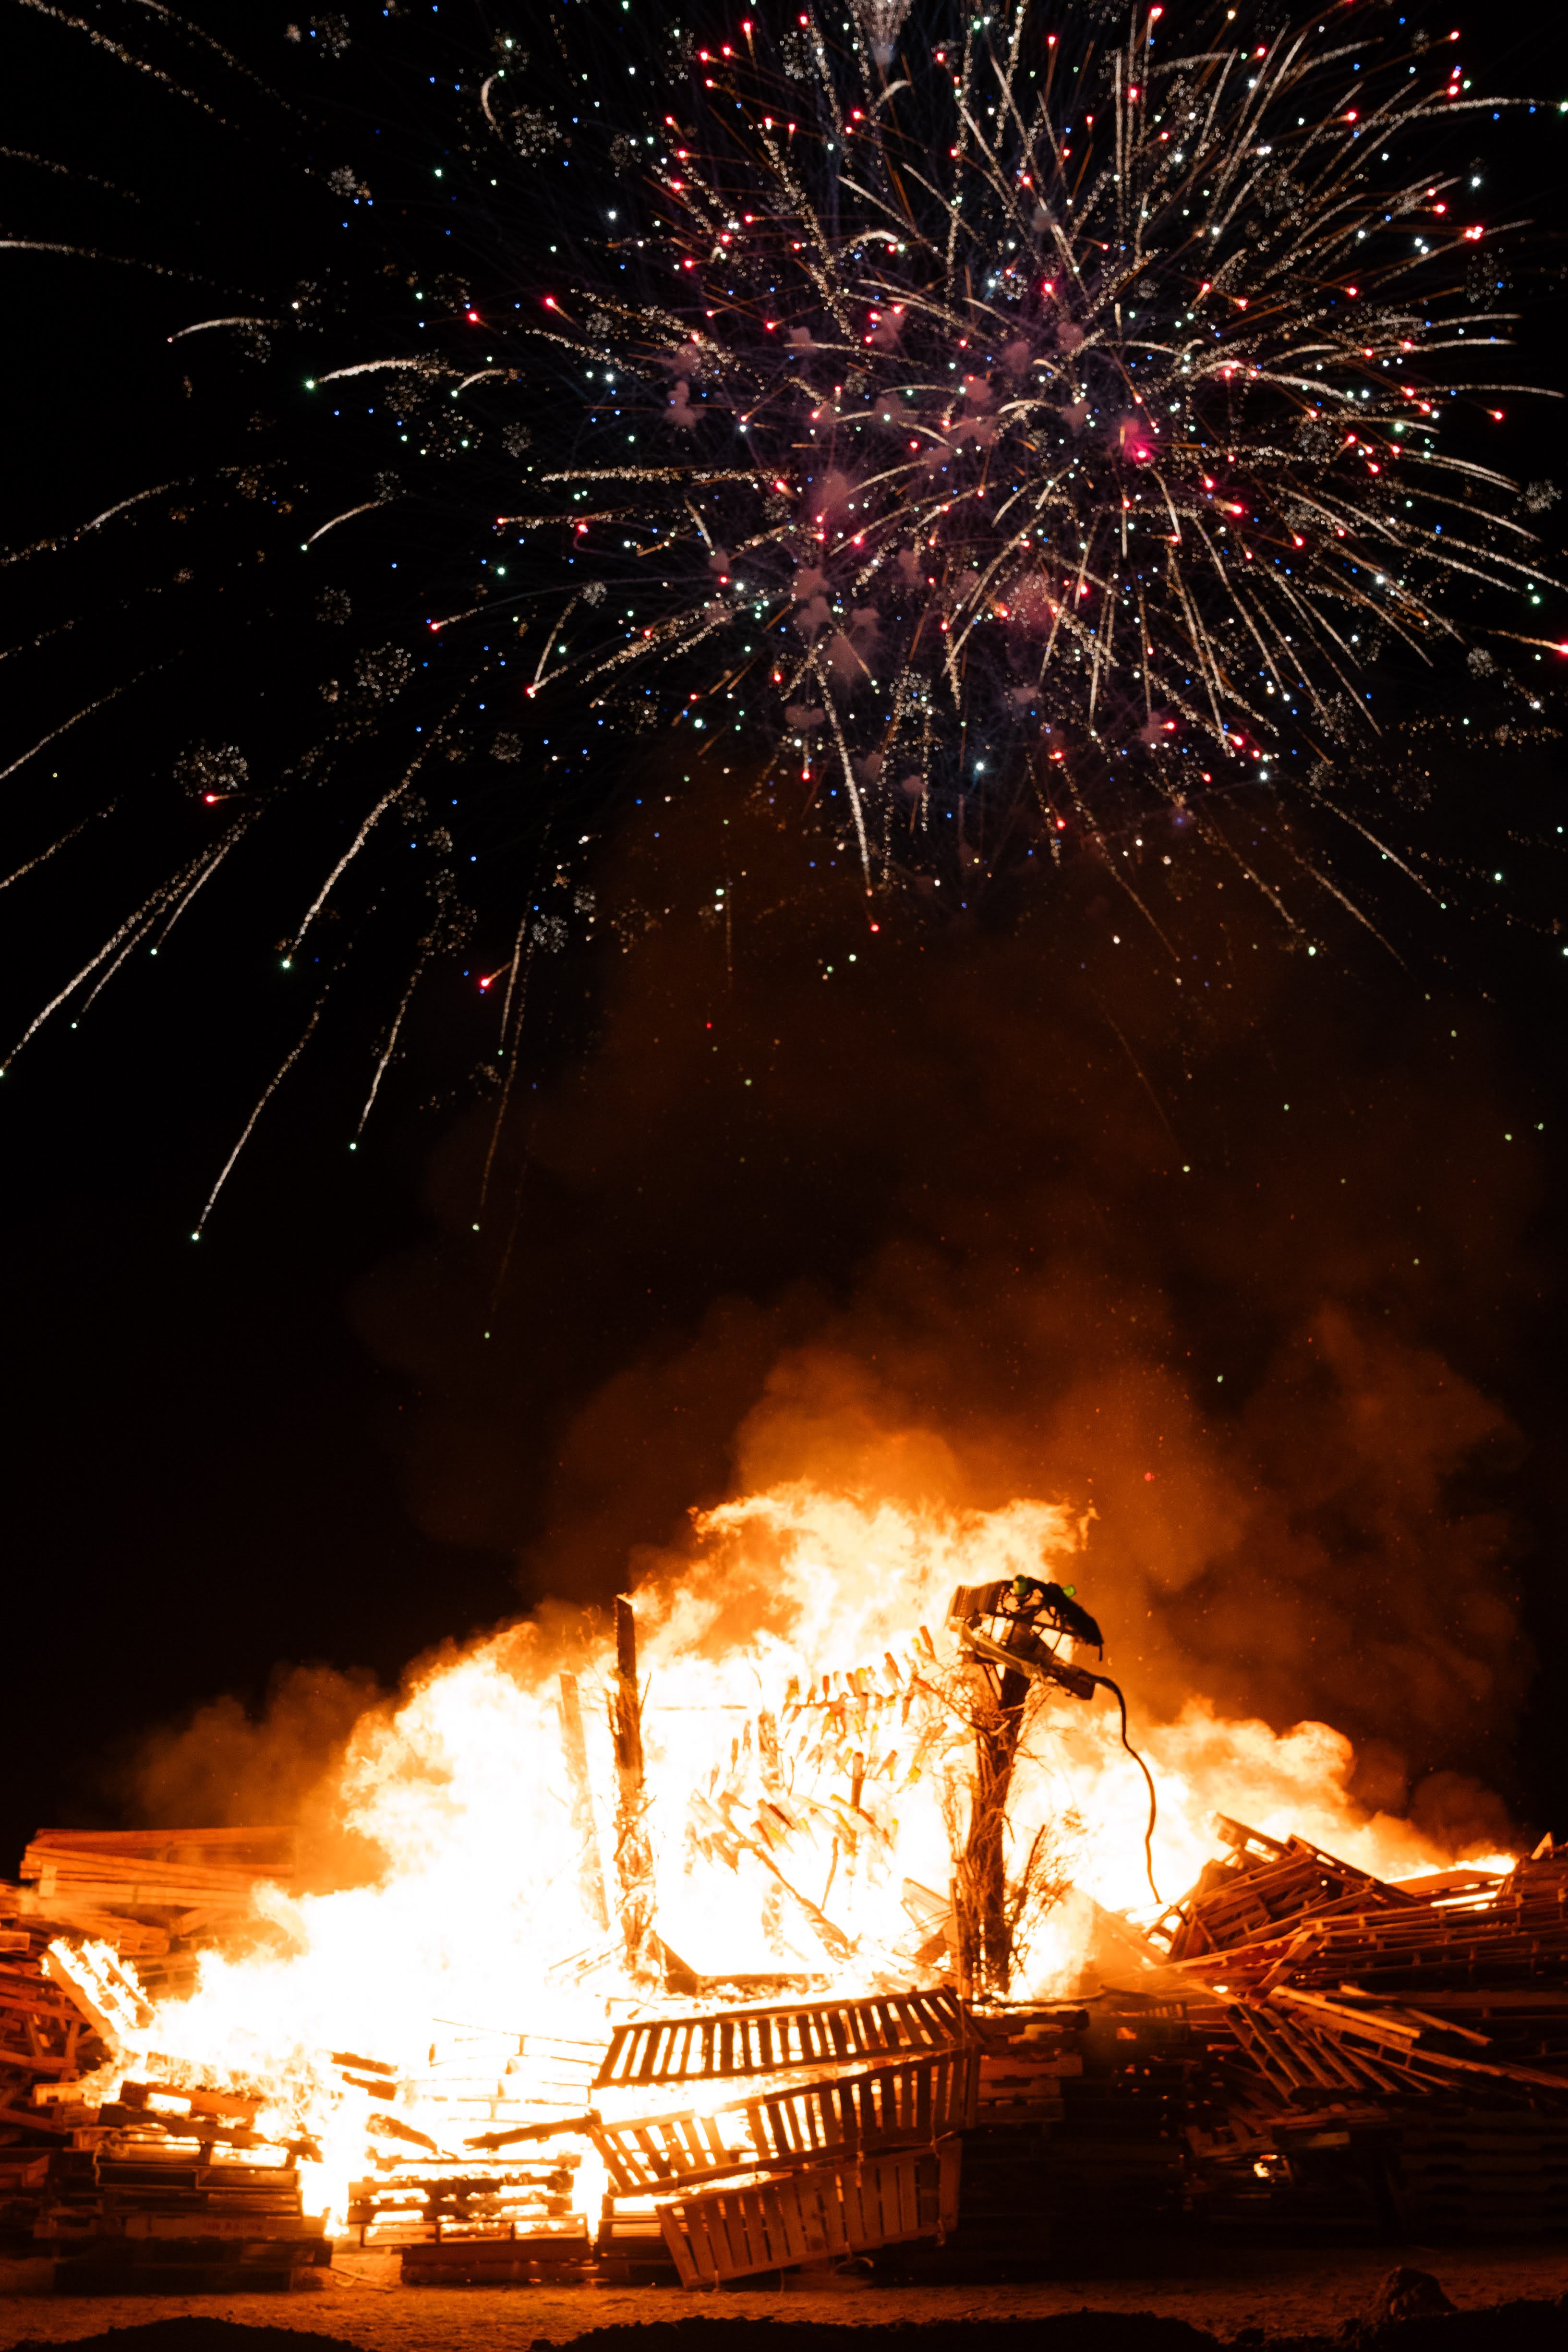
[874,1824,1568,2275]
[1142,1819,1568,2245]
[324,1989,976,2286]
[26,2086,330,2294]
[0,1845,327,2290]
[0,1929,327,2291]
[3,1829,297,1995]
[4,1811,1568,2289]
[1153,1817,1568,2111]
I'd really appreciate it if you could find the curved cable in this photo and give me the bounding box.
[1090,1674,1162,1907]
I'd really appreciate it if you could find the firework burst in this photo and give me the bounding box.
[1,0,1562,1202]
[519,1,1559,894]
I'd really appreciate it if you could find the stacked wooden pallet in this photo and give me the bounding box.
[0,1883,330,2291]
[1156,1821,1568,2106]
[0,1946,112,2121]
[970,2006,1084,2127]
[1148,1818,1419,1966]
[344,2079,597,2290]
[588,1988,973,2286]
[1,2069,328,2290]
[4,1829,296,1991]
[346,2149,586,2254]
[1149,1823,1568,2242]
[333,2025,606,2280]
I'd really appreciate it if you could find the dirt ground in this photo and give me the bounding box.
[1,2243,1566,2351]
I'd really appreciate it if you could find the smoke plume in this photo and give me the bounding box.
[344,766,1542,1854]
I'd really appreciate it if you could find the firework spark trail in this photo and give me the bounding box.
[303,500,388,548]
[13,0,223,119]
[314,360,446,385]
[194,996,326,1236]
[285,730,453,959]
[1,486,192,570]
[0,804,114,893]
[167,315,275,342]
[0,144,144,200]
[0,237,204,280]
[355,954,428,1141]
[478,937,537,1213]
[0,675,157,780]
[15,0,290,123]
[4,831,243,1065]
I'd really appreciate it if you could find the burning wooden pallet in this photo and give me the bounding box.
[1170,1834,1568,2117]
[594,1986,966,2088]
[591,2045,978,2194]
[346,2148,583,2247]
[0,1957,106,2099]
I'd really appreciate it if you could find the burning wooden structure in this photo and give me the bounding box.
[4,1812,1568,2284]
[3,1575,1566,2287]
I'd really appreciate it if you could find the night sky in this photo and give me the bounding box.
[3,2,1567,1876]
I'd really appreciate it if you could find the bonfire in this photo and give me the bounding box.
[3,1488,1562,2287]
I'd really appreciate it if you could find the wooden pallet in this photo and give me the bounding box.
[1172,1902,1568,2004]
[1151,1819,1416,1965]
[344,2149,579,2236]
[658,2136,961,2284]
[0,1960,99,2084]
[591,2046,978,2193]
[594,1987,967,2089]
[973,2025,1078,2124]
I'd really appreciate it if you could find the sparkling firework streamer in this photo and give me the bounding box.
[1,0,1562,1186]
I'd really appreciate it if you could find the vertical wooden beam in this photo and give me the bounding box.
[611,1595,658,1983]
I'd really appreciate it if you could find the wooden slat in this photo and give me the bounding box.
[29,1828,294,1866]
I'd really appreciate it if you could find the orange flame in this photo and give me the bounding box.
[84,1485,1511,2226]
